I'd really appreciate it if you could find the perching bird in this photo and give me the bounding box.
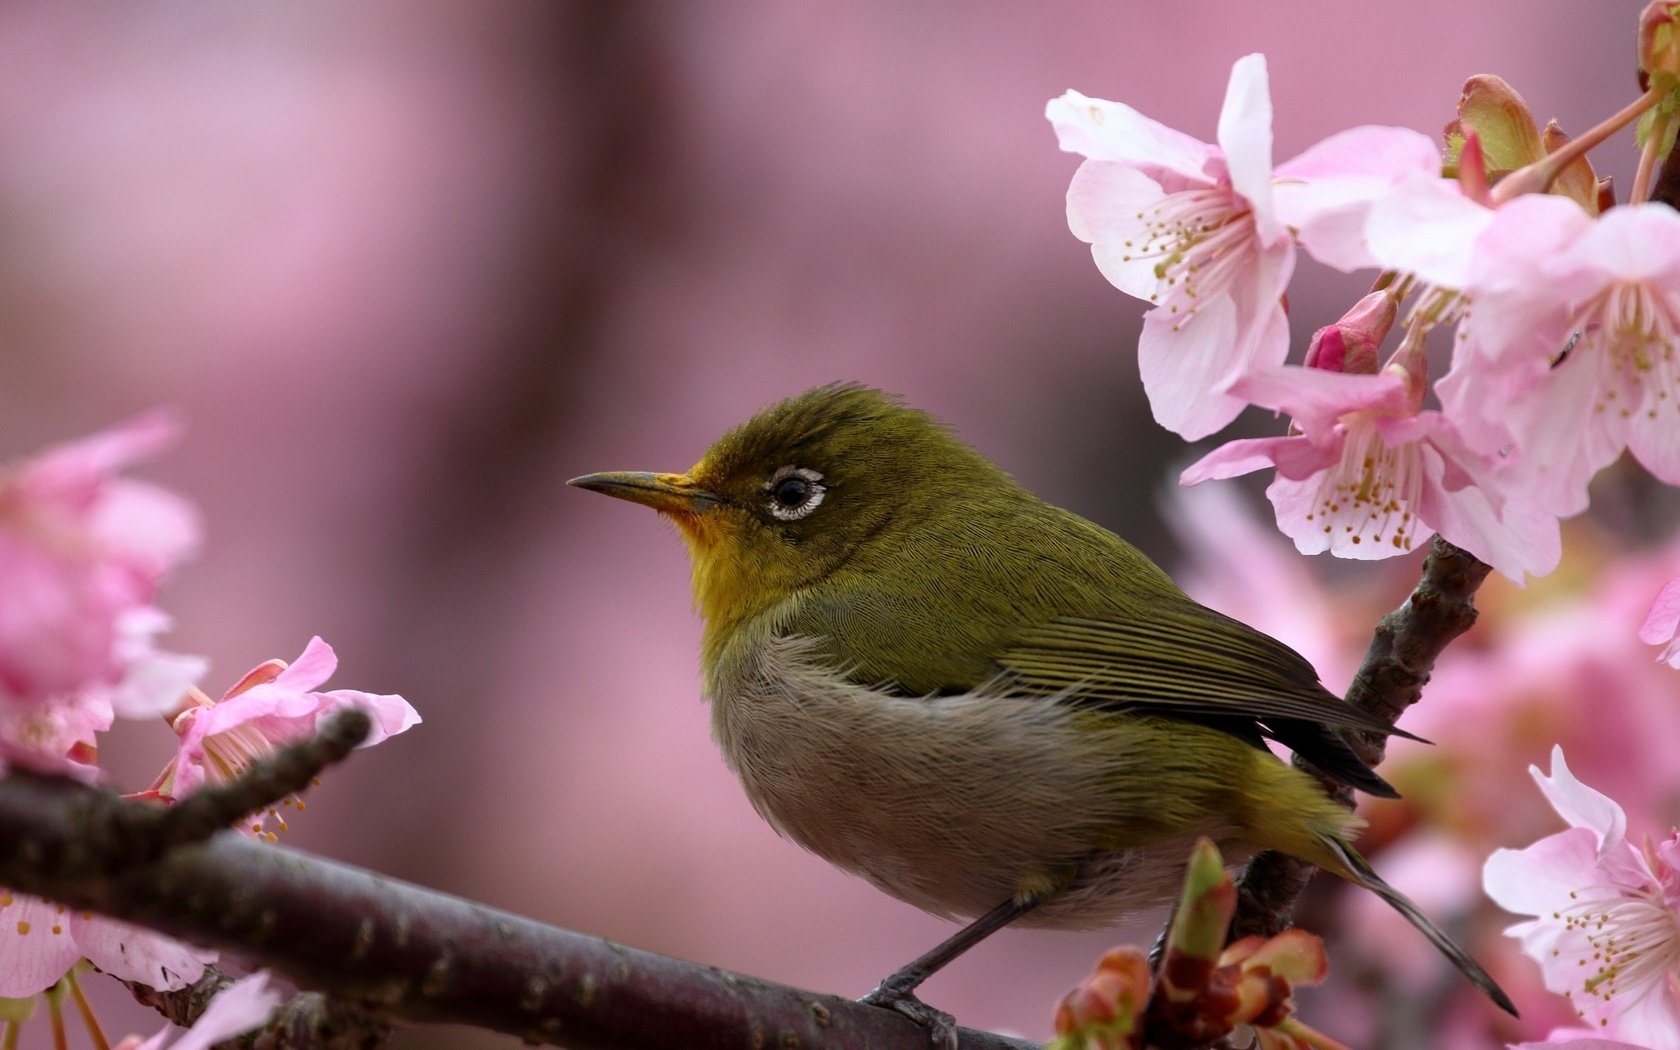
[570,383,1513,1042]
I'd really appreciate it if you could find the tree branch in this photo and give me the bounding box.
[1230,535,1492,939]
[0,772,1039,1050]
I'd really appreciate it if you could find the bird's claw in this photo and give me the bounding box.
[861,983,958,1050]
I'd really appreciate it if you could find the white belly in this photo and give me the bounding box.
[706,633,1245,928]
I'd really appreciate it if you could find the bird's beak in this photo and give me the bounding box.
[567,471,723,515]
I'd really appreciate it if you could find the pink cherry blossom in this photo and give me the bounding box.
[151,637,420,836]
[1179,362,1560,582]
[1048,54,1437,439]
[1444,199,1680,516]
[123,971,281,1050]
[1640,577,1680,669]
[1484,746,1680,1044]
[0,891,212,997]
[0,412,203,720]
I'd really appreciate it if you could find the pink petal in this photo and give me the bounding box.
[89,482,201,579]
[1598,979,1680,1049]
[0,895,79,997]
[21,410,182,494]
[1639,578,1680,666]
[271,637,339,694]
[1136,296,1247,440]
[1045,90,1217,181]
[1575,201,1680,283]
[187,683,332,741]
[1534,746,1627,853]
[1276,125,1442,181]
[1483,827,1604,915]
[320,689,421,744]
[1365,176,1493,288]
[1225,366,1410,438]
[168,972,281,1050]
[1179,434,1338,486]
[1418,475,1560,584]
[1273,127,1442,272]
[1215,54,1278,243]
[71,914,212,990]
[1628,395,1680,489]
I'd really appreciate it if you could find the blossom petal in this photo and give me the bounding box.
[1225,366,1410,440]
[1274,126,1442,270]
[1628,391,1680,488]
[271,637,339,695]
[1365,176,1494,288]
[1534,745,1627,854]
[173,973,281,1050]
[1403,430,1561,583]
[1046,89,1218,182]
[1575,202,1680,283]
[1484,827,1604,916]
[1216,54,1277,243]
[0,895,79,997]
[1067,161,1175,301]
[1136,297,1247,440]
[321,689,421,744]
[1275,125,1442,182]
[1179,434,1339,485]
[70,914,212,990]
[1639,578,1680,669]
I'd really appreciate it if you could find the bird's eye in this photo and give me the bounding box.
[764,466,826,521]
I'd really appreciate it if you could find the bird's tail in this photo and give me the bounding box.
[1319,834,1518,1017]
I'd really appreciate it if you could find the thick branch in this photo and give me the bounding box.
[0,773,1037,1050]
[1230,536,1491,939]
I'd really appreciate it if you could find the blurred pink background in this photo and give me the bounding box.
[0,2,1660,1046]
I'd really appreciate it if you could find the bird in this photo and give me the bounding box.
[569,383,1514,1042]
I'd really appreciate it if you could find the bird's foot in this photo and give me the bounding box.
[861,980,958,1050]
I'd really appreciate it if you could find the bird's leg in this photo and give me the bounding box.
[861,882,1058,1048]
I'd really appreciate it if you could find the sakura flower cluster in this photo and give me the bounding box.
[1050,47,1680,583]
[1485,747,1680,1047]
[0,411,204,778]
[0,415,419,1046]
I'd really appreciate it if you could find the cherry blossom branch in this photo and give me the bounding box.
[1229,535,1492,939]
[0,771,1038,1050]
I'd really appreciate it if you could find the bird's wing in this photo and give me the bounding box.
[996,602,1413,796]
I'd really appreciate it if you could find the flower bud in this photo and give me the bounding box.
[1049,948,1149,1050]
[1304,291,1396,375]
[1641,2,1680,82]
[1446,75,1540,175]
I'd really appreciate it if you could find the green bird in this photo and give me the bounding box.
[570,383,1513,1041]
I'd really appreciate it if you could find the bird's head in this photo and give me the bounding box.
[570,383,1010,653]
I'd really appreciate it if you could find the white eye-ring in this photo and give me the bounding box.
[764,466,826,521]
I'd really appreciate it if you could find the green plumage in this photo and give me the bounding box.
[703,384,1399,796]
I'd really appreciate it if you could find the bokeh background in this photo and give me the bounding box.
[0,1,1671,1046]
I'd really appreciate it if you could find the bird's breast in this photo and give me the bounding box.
[704,631,1248,927]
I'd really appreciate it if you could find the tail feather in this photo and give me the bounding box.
[1322,836,1518,1017]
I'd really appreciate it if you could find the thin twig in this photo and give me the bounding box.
[1229,536,1491,939]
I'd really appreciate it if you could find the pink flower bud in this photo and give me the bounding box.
[1303,291,1395,375]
